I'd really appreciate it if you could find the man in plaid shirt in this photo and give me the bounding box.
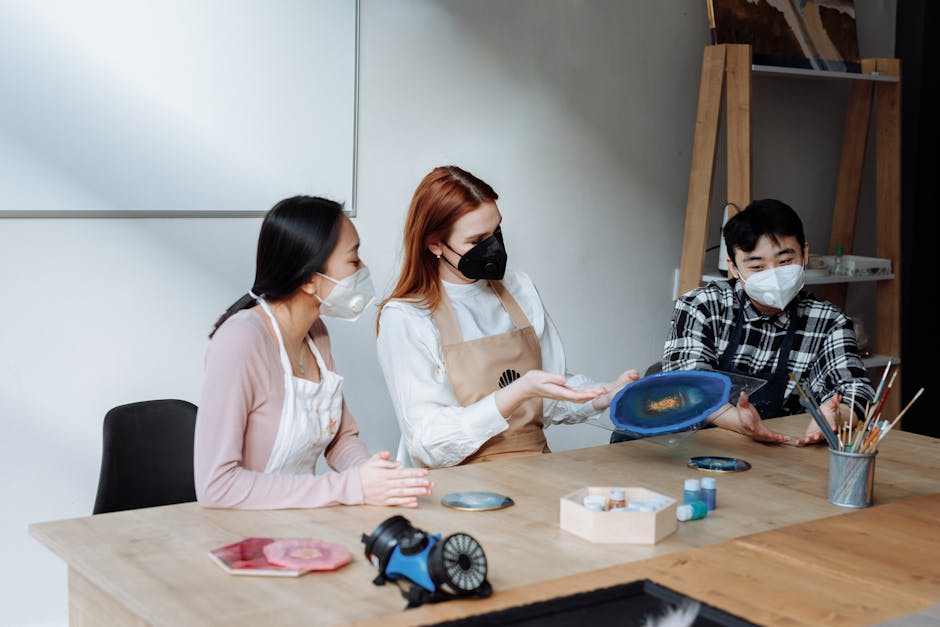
[662,199,874,445]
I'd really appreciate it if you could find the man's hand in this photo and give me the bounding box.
[795,393,841,446]
[731,391,791,443]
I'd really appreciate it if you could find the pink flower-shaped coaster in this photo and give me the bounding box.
[262,538,353,571]
[209,537,352,577]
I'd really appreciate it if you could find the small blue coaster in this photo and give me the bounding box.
[687,456,752,473]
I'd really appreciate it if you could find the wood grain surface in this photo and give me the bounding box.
[30,414,940,626]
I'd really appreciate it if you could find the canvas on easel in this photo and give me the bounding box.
[707,0,861,72]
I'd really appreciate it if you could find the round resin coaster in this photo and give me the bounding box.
[687,456,752,473]
[441,492,514,511]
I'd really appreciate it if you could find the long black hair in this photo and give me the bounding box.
[209,195,345,338]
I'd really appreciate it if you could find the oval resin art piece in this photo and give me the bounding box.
[610,370,732,436]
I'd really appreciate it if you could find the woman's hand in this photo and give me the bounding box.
[358,452,434,507]
[517,370,606,402]
[591,369,641,411]
[495,370,605,418]
[795,393,841,446]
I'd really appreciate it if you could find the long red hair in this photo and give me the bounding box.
[378,166,498,331]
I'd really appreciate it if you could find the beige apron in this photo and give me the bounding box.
[433,280,549,464]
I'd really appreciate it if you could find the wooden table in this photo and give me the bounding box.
[360,493,940,627]
[30,415,940,626]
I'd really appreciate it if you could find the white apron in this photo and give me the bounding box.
[257,300,345,475]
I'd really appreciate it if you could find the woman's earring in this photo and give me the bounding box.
[436,253,441,259]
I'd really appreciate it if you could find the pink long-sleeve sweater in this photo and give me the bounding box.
[194,309,371,509]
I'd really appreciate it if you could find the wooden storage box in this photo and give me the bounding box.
[559,487,677,544]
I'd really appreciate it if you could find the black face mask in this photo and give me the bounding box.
[444,228,508,280]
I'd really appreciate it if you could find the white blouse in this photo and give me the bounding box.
[376,270,601,468]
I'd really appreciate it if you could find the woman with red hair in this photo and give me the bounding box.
[376,166,639,468]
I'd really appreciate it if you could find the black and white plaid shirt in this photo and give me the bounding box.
[663,279,875,419]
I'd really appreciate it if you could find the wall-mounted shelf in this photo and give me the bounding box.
[701,272,894,286]
[679,44,901,418]
[751,64,901,83]
[862,354,898,369]
[696,273,898,371]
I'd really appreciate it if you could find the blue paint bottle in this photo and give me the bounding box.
[683,478,702,505]
[701,477,717,510]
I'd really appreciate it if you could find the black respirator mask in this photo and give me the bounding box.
[361,515,492,609]
[443,227,508,280]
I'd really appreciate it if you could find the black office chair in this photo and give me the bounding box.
[92,399,198,514]
[609,362,663,444]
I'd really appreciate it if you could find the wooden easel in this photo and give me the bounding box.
[677,44,902,417]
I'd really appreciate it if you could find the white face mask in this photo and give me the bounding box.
[739,264,805,310]
[316,266,376,322]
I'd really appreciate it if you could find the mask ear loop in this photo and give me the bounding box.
[311,273,334,305]
[438,241,464,273]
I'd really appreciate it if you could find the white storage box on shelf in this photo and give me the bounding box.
[817,254,892,278]
[559,487,678,544]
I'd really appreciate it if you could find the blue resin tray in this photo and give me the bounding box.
[610,370,732,436]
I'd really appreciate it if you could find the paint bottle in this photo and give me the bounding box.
[701,477,717,510]
[683,478,702,505]
[833,246,846,275]
[676,501,708,522]
[608,487,626,510]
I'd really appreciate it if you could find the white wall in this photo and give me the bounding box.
[0,1,895,624]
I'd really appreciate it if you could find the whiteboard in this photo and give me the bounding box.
[0,0,357,217]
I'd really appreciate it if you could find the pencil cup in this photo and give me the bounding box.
[827,449,877,508]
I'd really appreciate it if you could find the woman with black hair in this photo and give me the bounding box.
[195,196,432,509]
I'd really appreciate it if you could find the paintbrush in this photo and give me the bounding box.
[852,373,893,450]
[873,388,925,449]
[870,359,893,415]
[848,381,858,426]
[844,382,858,452]
[869,370,898,425]
[860,426,880,453]
[788,372,840,449]
[852,411,874,451]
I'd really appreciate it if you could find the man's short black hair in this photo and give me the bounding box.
[723,199,806,263]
